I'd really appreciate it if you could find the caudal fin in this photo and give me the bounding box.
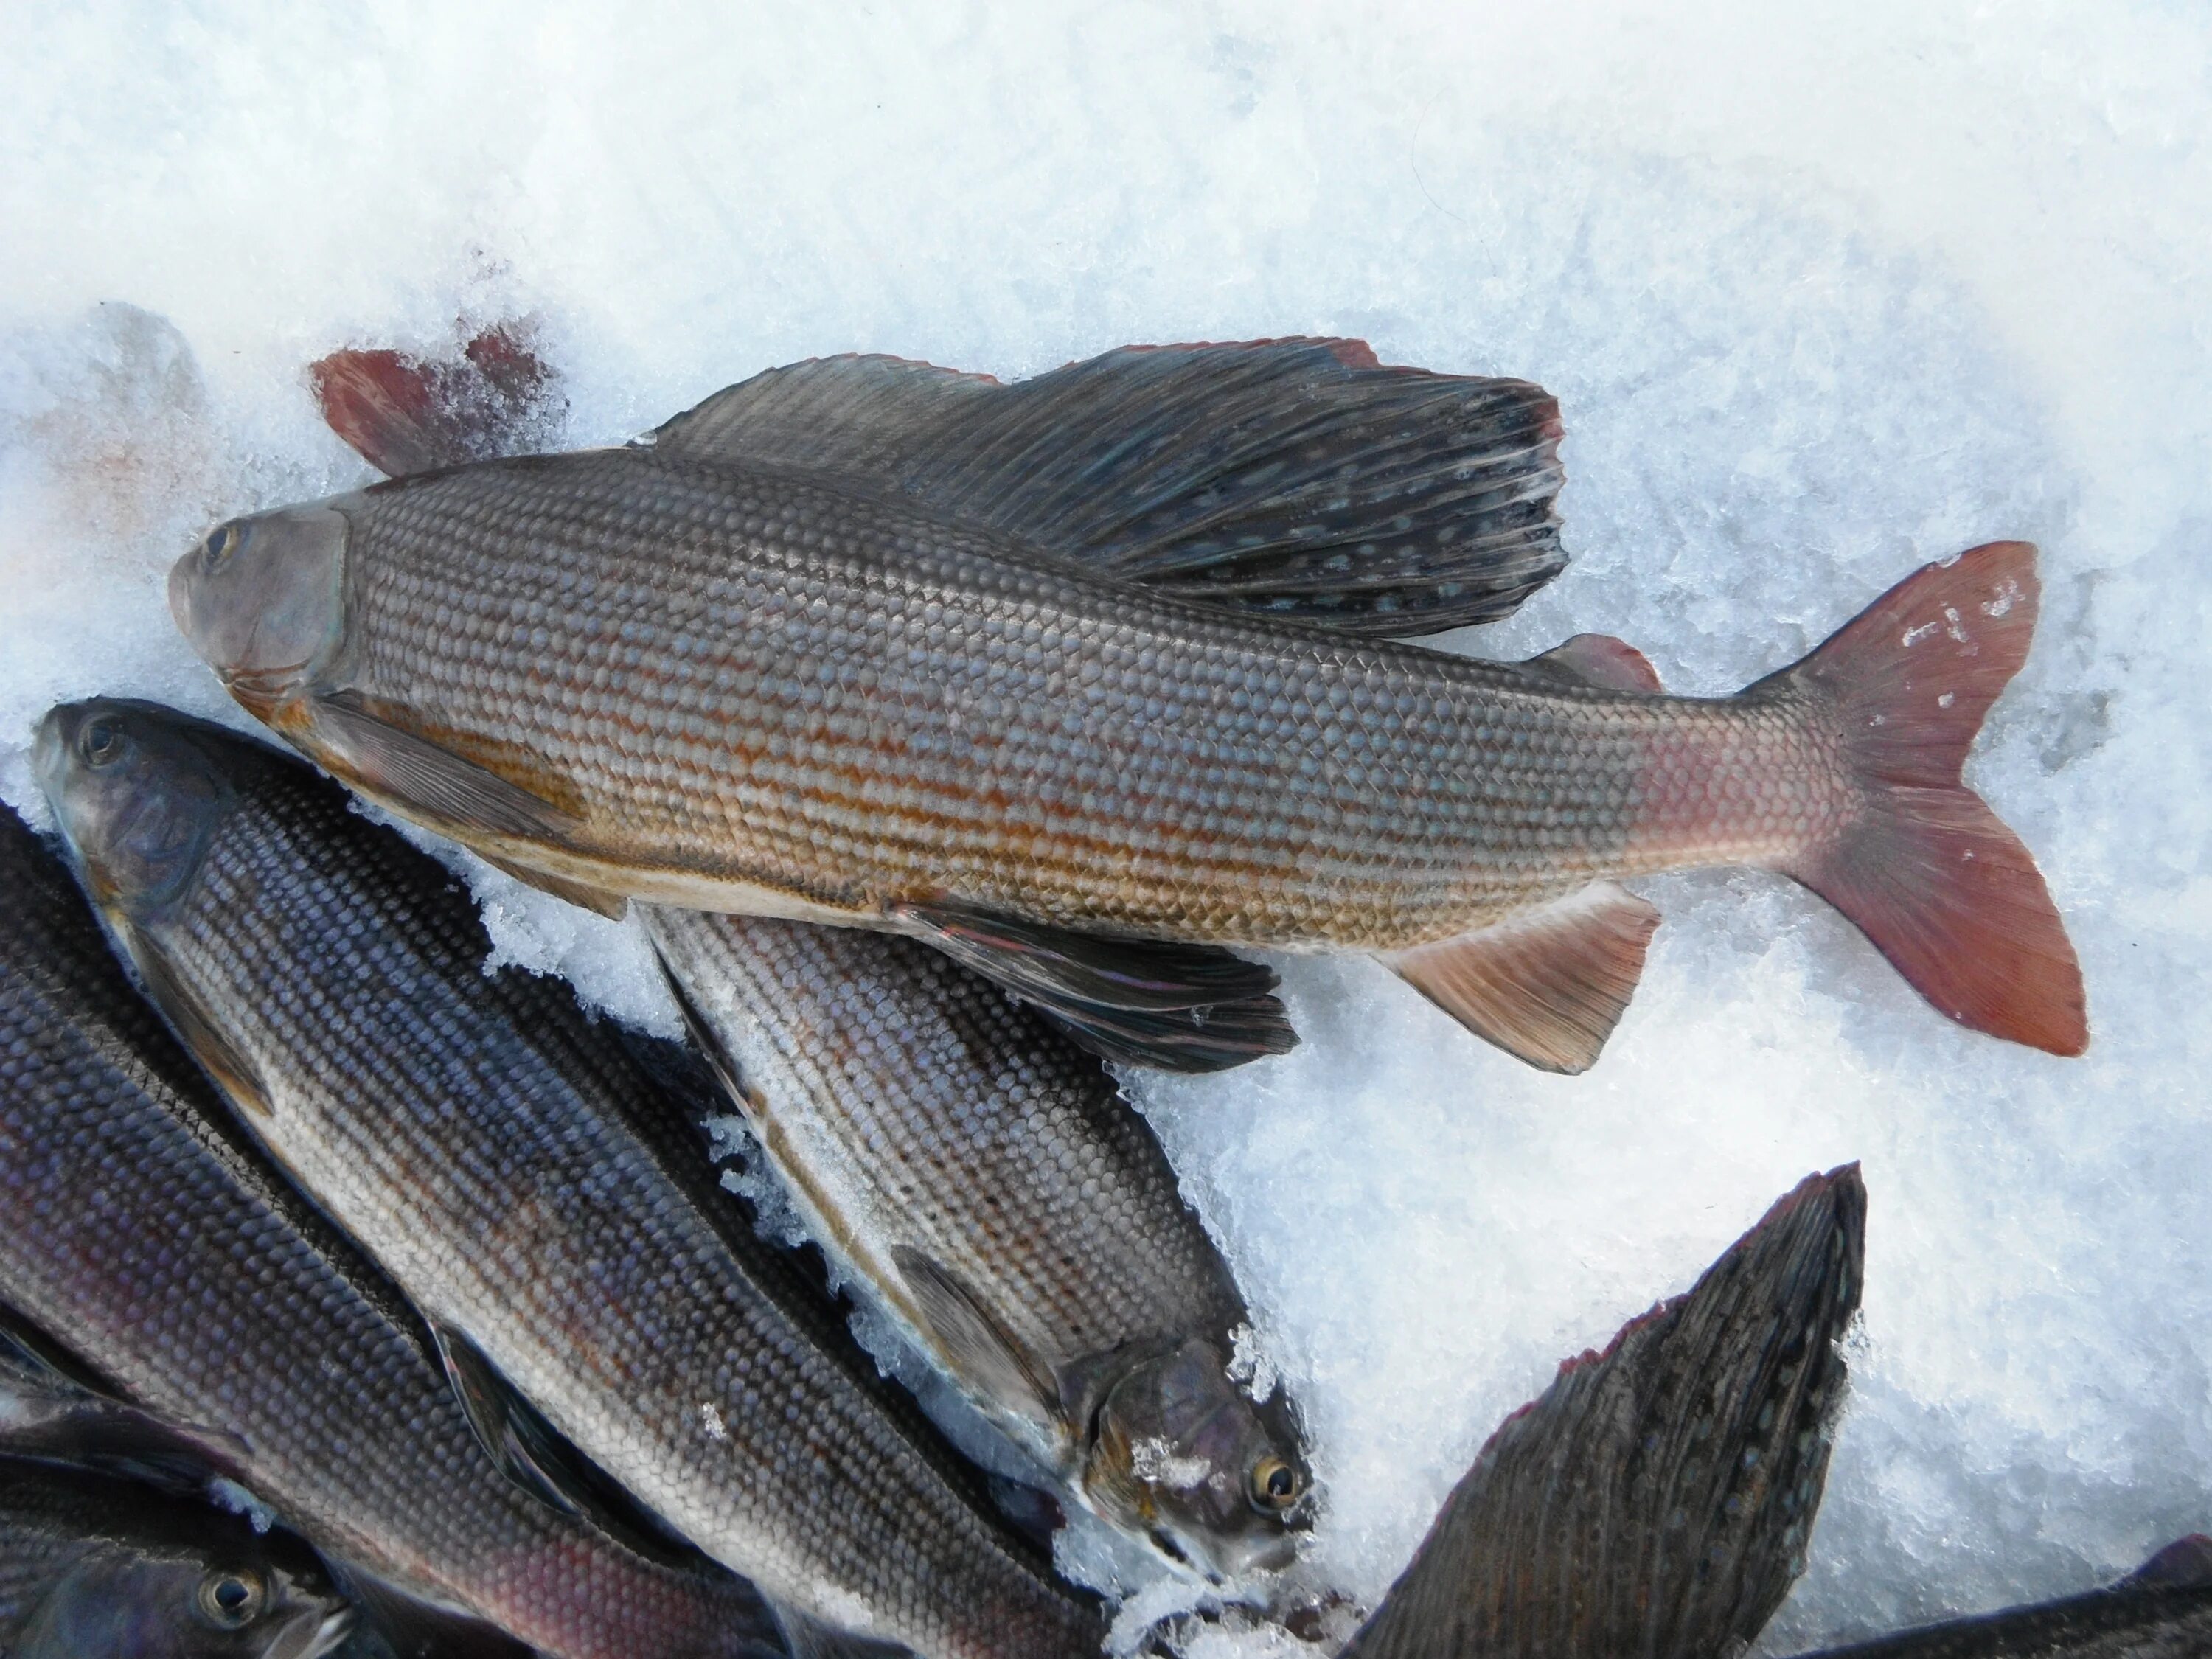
[1763,540,2087,1057]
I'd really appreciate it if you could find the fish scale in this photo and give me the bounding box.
[339,451,1828,943]
[0,803,782,1659]
[33,707,1102,1659]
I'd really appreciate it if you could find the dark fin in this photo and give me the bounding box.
[476,849,629,920]
[0,1298,108,1401]
[985,1472,1067,1554]
[1382,883,1660,1074]
[1759,542,2087,1057]
[770,1600,912,1659]
[891,900,1296,1073]
[2132,1535,2212,1588]
[311,325,564,479]
[890,1245,1060,1424]
[311,692,579,842]
[114,920,274,1119]
[427,1321,706,1571]
[1343,1166,1867,1659]
[648,339,1568,636]
[1521,633,1663,693]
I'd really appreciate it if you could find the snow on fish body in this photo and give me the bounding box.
[168,340,2084,1074]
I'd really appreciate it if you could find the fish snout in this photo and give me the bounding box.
[170,504,352,706]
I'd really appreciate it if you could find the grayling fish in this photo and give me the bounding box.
[32,703,1105,1659]
[0,1456,349,1659]
[1779,1537,2212,1658]
[0,799,783,1659]
[313,333,1313,1585]
[649,908,1308,1582]
[170,339,2084,1074]
[1343,1164,1866,1659]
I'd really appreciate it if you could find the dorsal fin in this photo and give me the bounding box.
[1382,884,1660,1074]
[647,340,1567,636]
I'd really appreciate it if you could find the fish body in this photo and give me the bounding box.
[170,342,2084,1069]
[646,908,1307,1581]
[1782,1537,2212,1658]
[32,704,1103,1659]
[0,800,782,1659]
[0,1456,349,1659]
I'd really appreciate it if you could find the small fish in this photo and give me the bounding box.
[0,800,785,1659]
[0,1455,350,1659]
[1342,1165,1866,1659]
[172,339,2085,1074]
[325,327,1312,1583]
[649,908,1310,1582]
[33,703,1104,1659]
[1778,1537,2212,1658]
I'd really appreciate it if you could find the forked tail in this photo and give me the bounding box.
[1759,540,2087,1056]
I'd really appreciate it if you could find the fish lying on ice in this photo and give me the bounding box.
[1341,1164,1865,1658]
[1777,1536,2212,1659]
[176,337,2086,1073]
[313,328,1314,1585]
[650,908,1311,1584]
[0,800,785,1659]
[33,703,1105,1659]
[0,1455,351,1659]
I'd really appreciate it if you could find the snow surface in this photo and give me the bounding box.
[3,3,2208,1649]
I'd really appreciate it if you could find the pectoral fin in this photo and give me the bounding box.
[1382,884,1660,1074]
[890,900,1295,1073]
[113,922,274,1120]
[309,692,578,843]
[428,1321,702,1568]
[890,1246,1060,1428]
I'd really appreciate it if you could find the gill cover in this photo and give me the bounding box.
[169,504,352,708]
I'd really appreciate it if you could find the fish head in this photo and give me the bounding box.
[1081,1338,1309,1582]
[15,1520,352,1659]
[34,699,237,920]
[169,504,351,712]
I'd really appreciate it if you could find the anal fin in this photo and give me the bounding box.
[1381,883,1660,1074]
[1521,633,1663,694]
[890,1245,1060,1430]
[308,692,579,844]
[476,850,629,920]
[889,901,1295,1073]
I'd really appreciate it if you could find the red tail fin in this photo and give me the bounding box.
[1765,541,2087,1056]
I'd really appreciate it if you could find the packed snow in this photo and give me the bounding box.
[3,4,2208,1649]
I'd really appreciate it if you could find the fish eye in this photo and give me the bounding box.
[79,719,125,768]
[195,1566,267,1628]
[200,524,238,571]
[1249,1455,1301,1512]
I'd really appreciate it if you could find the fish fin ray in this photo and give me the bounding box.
[889,1246,1060,1425]
[649,341,1566,636]
[476,849,629,919]
[1342,1166,1866,1659]
[1521,633,1663,693]
[310,692,579,843]
[890,900,1295,1073]
[311,327,563,479]
[111,920,275,1119]
[1382,884,1659,1073]
[427,1321,709,1570]
[1761,540,2087,1057]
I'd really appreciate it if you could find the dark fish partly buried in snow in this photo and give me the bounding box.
[1778,1536,2212,1659]
[0,1456,350,1659]
[175,338,2087,1073]
[1343,1164,1865,1659]
[0,799,782,1659]
[650,909,1310,1583]
[32,703,1104,1659]
[310,333,1312,1587]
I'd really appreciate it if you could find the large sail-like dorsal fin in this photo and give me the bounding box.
[647,339,1568,637]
